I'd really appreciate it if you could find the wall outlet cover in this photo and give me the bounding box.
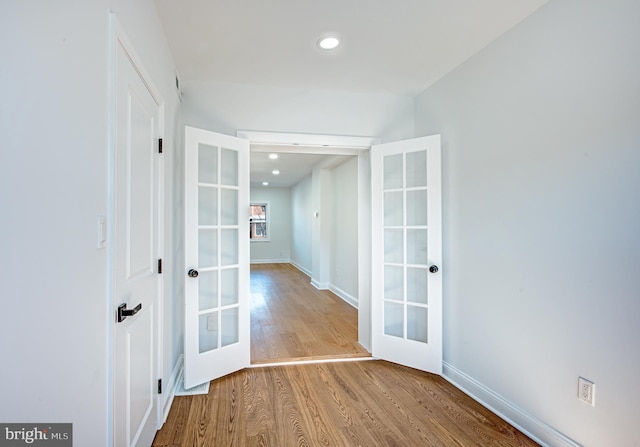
[578,377,595,406]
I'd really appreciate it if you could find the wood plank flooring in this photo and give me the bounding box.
[153,360,539,447]
[250,263,369,364]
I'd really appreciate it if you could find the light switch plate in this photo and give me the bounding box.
[97,215,107,249]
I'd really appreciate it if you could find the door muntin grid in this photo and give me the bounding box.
[197,144,240,354]
[382,149,429,343]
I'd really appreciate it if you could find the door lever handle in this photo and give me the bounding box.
[117,302,142,323]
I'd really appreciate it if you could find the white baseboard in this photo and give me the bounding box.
[267,261,356,309]
[329,284,358,308]
[250,258,290,264]
[160,354,184,426]
[311,279,329,290]
[442,362,580,447]
[290,260,312,277]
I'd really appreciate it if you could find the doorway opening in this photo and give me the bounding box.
[241,131,379,365]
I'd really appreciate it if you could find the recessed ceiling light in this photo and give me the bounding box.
[318,36,340,50]
[262,181,269,186]
[269,153,278,160]
[272,170,280,175]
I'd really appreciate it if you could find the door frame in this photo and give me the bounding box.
[237,130,379,350]
[108,14,165,446]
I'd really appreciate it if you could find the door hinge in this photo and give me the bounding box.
[158,379,162,394]
[158,258,163,274]
[158,138,163,154]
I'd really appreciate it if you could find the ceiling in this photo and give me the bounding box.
[153,0,548,186]
[250,149,353,188]
[153,0,548,96]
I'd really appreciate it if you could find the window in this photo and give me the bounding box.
[249,203,268,240]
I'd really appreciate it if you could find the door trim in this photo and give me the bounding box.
[238,130,379,351]
[237,130,379,151]
[108,14,165,446]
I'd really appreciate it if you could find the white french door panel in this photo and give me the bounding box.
[371,135,442,374]
[184,126,250,389]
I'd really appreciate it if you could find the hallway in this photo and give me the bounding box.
[250,263,369,364]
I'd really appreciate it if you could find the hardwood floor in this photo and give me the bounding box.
[154,263,538,446]
[250,263,369,364]
[153,360,539,446]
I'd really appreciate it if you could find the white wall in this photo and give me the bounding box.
[311,166,333,289]
[414,0,640,445]
[0,2,182,445]
[288,159,360,306]
[290,175,313,274]
[330,158,359,305]
[182,81,414,143]
[250,187,291,263]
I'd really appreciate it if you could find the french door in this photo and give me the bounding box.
[184,126,250,389]
[184,129,441,388]
[371,135,442,374]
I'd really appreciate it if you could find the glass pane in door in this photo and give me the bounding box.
[407,229,428,265]
[384,153,403,190]
[221,229,239,266]
[384,302,404,338]
[221,268,238,306]
[198,270,218,311]
[384,191,403,226]
[384,265,403,300]
[220,148,238,186]
[384,229,403,264]
[407,267,428,305]
[406,189,427,226]
[220,188,238,225]
[199,229,218,268]
[221,307,239,347]
[199,311,218,353]
[406,150,427,188]
[198,144,218,184]
[198,186,218,226]
[407,306,428,343]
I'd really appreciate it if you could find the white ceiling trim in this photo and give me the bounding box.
[250,145,363,156]
[237,130,380,152]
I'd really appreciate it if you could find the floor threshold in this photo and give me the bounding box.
[248,355,376,369]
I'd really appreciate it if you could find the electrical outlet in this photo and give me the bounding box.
[578,377,595,406]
